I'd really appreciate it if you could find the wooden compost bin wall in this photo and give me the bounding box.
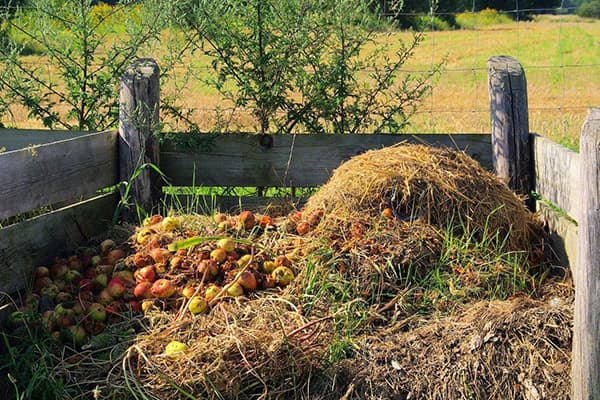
[0,129,120,296]
[0,128,583,295]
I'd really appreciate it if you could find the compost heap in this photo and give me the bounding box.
[6,144,572,400]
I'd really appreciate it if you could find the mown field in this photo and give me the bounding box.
[4,14,600,148]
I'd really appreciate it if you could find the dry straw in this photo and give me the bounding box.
[303,143,541,252]
[339,296,573,400]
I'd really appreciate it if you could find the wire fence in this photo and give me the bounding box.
[1,1,599,146]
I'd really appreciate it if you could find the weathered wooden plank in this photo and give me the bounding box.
[533,134,580,220]
[536,201,577,269]
[119,58,161,218]
[0,193,118,295]
[0,130,118,220]
[488,56,533,210]
[573,107,600,400]
[160,133,493,187]
[0,129,90,152]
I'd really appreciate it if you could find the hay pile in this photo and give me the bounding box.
[303,144,541,252]
[128,298,332,399]
[338,295,573,400]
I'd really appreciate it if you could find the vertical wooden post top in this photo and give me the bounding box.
[118,58,161,220]
[572,107,600,400]
[487,55,533,210]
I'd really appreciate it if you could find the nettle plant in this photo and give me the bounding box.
[179,0,440,134]
[0,0,176,131]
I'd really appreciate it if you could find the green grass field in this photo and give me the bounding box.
[5,14,600,148]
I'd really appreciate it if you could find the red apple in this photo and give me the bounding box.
[151,279,176,299]
[237,271,258,292]
[134,265,156,283]
[133,281,153,299]
[296,222,310,236]
[107,277,126,298]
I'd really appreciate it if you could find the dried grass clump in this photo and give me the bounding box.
[128,298,331,400]
[338,296,573,400]
[303,144,540,252]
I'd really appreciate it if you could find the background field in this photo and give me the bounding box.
[4,14,599,148]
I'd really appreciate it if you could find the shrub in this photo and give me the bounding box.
[455,8,513,29]
[577,1,600,18]
[178,0,440,134]
[407,15,452,31]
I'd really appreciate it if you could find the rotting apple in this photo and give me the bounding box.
[106,249,126,266]
[50,264,69,280]
[213,213,227,223]
[204,284,221,302]
[163,341,187,358]
[238,210,256,230]
[272,266,295,287]
[133,281,153,299]
[262,260,277,274]
[236,254,252,268]
[161,216,181,232]
[107,277,127,298]
[136,228,155,245]
[217,237,235,253]
[237,271,257,292]
[150,248,171,264]
[210,248,227,264]
[99,239,116,255]
[35,266,50,279]
[151,279,176,299]
[88,303,107,322]
[134,265,156,283]
[188,296,208,315]
[296,222,310,236]
[97,288,114,305]
[226,282,244,297]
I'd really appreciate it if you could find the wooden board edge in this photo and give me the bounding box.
[0,192,119,297]
[537,201,578,270]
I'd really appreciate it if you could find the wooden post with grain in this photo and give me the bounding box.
[118,58,160,218]
[572,107,600,400]
[487,56,534,210]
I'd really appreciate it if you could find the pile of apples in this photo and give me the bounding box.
[9,210,300,348]
[132,212,297,315]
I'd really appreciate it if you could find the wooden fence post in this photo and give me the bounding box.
[487,56,534,210]
[572,107,600,400]
[118,58,160,219]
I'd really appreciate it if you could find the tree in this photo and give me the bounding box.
[0,0,175,130]
[178,0,438,134]
[578,0,600,17]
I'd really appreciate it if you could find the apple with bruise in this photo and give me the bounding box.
[151,279,176,299]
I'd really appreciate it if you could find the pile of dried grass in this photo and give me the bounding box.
[127,297,332,400]
[303,144,541,252]
[338,295,573,400]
